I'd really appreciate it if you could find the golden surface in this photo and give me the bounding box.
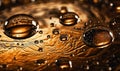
[0,1,119,71]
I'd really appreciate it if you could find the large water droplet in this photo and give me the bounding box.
[82,26,114,48]
[4,14,38,39]
[59,12,79,26]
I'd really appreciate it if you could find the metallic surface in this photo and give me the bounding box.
[0,0,119,71]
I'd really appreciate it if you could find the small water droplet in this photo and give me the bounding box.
[86,65,89,70]
[36,59,45,65]
[60,34,68,41]
[40,40,43,43]
[52,29,59,35]
[47,35,50,39]
[50,23,54,27]
[17,66,23,71]
[110,3,114,7]
[38,47,43,52]
[59,12,79,26]
[55,57,72,70]
[60,6,68,14]
[39,30,43,34]
[96,61,99,65]
[17,43,19,45]
[21,44,24,46]
[108,67,112,71]
[34,40,39,44]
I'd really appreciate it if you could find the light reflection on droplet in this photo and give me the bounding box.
[108,67,112,71]
[86,65,89,70]
[60,6,68,14]
[4,14,38,39]
[55,57,72,70]
[60,34,68,41]
[59,12,79,26]
[52,29,59,35]
[82,26,114,48]
[36,59,45,65]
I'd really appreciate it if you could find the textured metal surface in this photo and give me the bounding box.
[0,0,120,71]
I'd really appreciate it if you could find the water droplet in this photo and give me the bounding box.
[40,40,43,43]
[36,59,45,65]
[52,29,59,35]
[39,30,43,34]
[47,35,50,39]
[86,65,89,70]
[82,26,114,48]
[59,12,79,26]
[17,66,23,71]
[108,67,112,71]
[50,23,54,27]
[38,47,43,52]
[60,34,68,41]
[110,3,114,7]
[96,61,100,65]
[34,40,39,44]
[60,6,68,14]
[17,43,19,45]
[55,57,72,70]
[21,44,24,46]
[4,14,38,39]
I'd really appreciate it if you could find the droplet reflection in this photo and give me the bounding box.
[4,14,38,39]
[55,57,72,70]
[82,26,114,48]
[59,12,79,26]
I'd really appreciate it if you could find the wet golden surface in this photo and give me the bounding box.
[0,0,119,71]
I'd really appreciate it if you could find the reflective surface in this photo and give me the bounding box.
[83,26,114,48]
[4,14,38,39]
[0,0,120,71]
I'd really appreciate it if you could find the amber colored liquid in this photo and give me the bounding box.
[4,25,37,39]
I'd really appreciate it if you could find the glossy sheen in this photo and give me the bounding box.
[59,12,79,26]
[4,14,38,39]
[83,26,114,48]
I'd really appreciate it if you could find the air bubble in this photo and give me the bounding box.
[4,14,38,39]
[59,12,79,26]
[82,26,114,48]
